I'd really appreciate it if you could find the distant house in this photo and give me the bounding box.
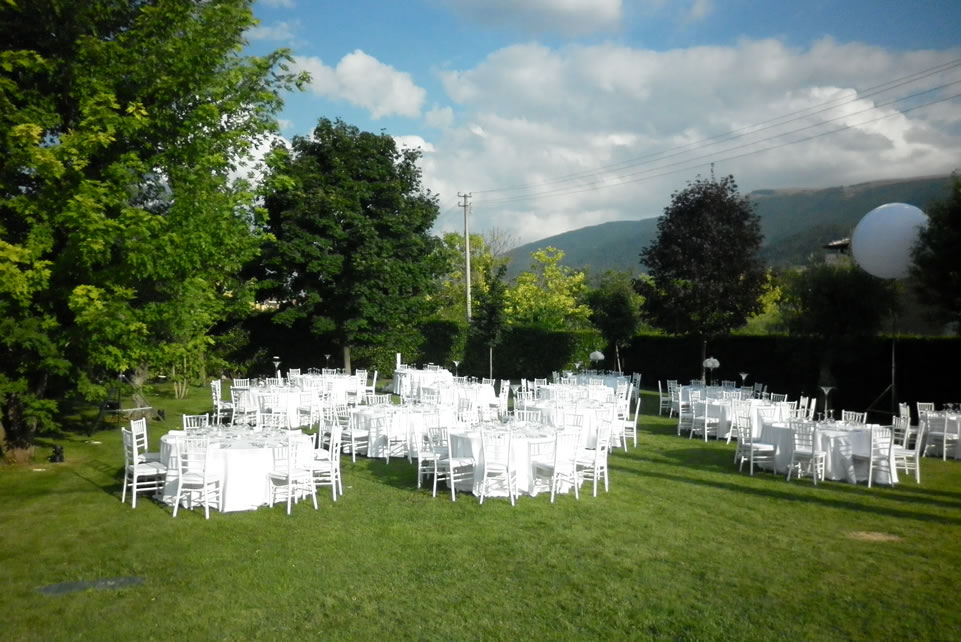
[823,238,851,265]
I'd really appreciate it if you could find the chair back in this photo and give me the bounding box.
[179,436,210,478]
[552,430,580,475]
[790,420,815,451]
[130,417,150,455]
[182,413,209,432]
[121,428,136,468]
[869,426,893,459]
[513,409,542,424]
[481,429,512,468]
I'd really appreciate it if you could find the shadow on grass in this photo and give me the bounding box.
[610,464,961,525]
[353,456,419,491]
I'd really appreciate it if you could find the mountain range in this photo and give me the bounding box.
[503,174,955,278]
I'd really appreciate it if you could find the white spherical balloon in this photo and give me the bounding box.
[850,203,928,279]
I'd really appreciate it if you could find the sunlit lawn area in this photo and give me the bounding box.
[2,386,960,640]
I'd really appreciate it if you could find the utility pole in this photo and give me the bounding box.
[458,192,472,321]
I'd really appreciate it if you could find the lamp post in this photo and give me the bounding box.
[272,355,281,380]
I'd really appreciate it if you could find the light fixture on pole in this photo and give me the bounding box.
[850,202,928,421]
[272,355,281,380]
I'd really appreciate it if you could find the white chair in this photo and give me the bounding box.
[658,380,672,416]
[210,379,232,425]
[479,429,516,506]
[734,417,776,476]
[924,413,960,462]
[893,420,925,483]
[341,411,370,462]
[852,426,894,488]
[171,436,222,519]
[786,421,826,485]
[532,430,581,503]
[364,370,378,397]
[182,413,210,432]
[677,390,695,437]
[769,393,788,403]
[512,409,542,423]
[427,426,474,502]
[267,433,317,515]
[365,392,391,406]
[258,411,289,432]
[232,378,250,389]
[312,420,343,501]
[690,397,720,441]
[384,409,410,464]
[841,410,867,424]
[121,427,167,508]
[415,411,442,489]
[296,391,322,429]
[129,417,161,463]
[455,397,477,428]
[577,421,611,497]
[616,384,637,450]
[230,387,256,427]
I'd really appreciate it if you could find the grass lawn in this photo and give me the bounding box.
[2,385,960,640]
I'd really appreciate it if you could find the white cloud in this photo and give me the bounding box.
[439,0,623,36]
[295,51,426,119]
[247,20,298,42]
[423,38,961,243]
[425,105,454,129]
[685,0,713,23]
[259,0,295,8]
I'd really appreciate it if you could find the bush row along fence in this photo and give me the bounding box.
[623,334,960,425]
[239,312,958,423]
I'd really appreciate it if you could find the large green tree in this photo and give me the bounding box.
[468,263,508,378]
[911,174,961,332]
[0,0,302,450]
[780,261,899,337]
[636,173,766,373]
[586,270,644,373]
[505,247,592,330]
[259,118,446,373]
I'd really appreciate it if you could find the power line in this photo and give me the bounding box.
[471,57,961,199]
[474,85,961,208]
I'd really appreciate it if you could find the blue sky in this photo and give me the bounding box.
[246,0,961,244]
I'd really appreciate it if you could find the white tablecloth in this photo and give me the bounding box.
[758,420,897,484]
[353,404,455,459]
[392,368,453,396]
[160,429,312,512]
[449,423,559,497]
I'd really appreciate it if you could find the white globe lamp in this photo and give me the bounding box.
[850,203,927,280]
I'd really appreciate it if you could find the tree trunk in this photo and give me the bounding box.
[488,345,493,380]
[615,343,622,374]
[343,345,352,375]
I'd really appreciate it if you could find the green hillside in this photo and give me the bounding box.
[504,174,955,277]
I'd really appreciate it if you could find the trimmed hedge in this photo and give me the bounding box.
[623,334,961,423]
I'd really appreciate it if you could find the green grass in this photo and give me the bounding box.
[2,387,960,640]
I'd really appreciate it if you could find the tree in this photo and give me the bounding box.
[0,0,301,450]
[469,263,508,378]
[911,173,961,332]
[435,232,505,324]
[259,118,446,373]
[780,262,899,338]
[586,271,643,373]
[636,173,766,374]
[505,247,592,330]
